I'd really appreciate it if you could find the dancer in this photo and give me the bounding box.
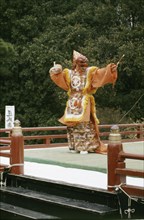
[49,50,118,154]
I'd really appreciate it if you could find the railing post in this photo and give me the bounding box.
[137,124,143,140]
[10,120,24,175]
[44,137,50,146]
[107,125,126,191]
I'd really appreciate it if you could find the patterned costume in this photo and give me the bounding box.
[49,51,118,154]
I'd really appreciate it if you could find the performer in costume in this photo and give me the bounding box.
[49,51,118,154]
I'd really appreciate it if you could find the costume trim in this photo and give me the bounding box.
[83,67,98,94]
[90,96,99,124]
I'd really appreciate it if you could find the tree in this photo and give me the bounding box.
[0,38,15,76]
[0,0,143,128]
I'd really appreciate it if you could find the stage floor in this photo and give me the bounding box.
[1,141,144,190]
[24,141,144,172]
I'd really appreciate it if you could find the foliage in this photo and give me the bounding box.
[0,0,144,127]
[0,38,16,76]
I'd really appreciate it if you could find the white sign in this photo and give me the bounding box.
[5,106,15,129]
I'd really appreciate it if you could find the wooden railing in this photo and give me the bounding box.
[107,127,144,197]
[0,121,144,198]
[0,122,24,175]
[0,123,143,150]
[99,123,144,142]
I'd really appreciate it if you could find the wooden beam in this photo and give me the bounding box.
[116,168,144,178]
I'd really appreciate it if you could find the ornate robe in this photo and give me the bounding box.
[50,64,117,153]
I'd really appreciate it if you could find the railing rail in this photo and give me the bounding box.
[119,151,144,160]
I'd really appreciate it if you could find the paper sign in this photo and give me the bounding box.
[5,106,15,129]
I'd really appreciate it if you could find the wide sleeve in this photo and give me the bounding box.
[91,63,118,88]
[50,68,69,91]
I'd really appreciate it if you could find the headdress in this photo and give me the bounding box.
[73,50,88,65]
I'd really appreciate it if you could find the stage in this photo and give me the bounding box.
[1,141,144,190]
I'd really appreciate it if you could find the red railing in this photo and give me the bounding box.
[0,123,143,150]
[0,122,144,198]
[107,130,144,197]
[0,124,24,175]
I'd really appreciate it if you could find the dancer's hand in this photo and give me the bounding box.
[111,63,118,72]
[49,63,62,74]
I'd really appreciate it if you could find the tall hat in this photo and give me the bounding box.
[73,50,88,64]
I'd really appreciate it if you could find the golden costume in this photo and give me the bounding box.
[49,51,118,154]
